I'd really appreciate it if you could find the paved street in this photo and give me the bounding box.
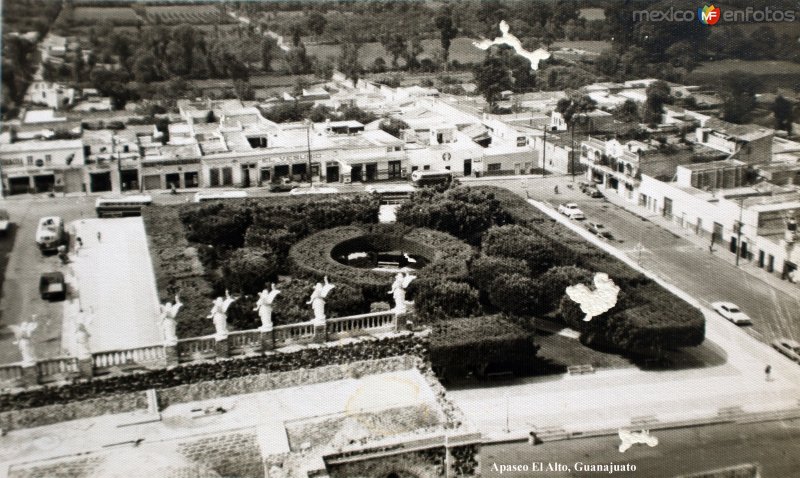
[0,196,96,362]
[482,417,800,477]
[463,175,800,345]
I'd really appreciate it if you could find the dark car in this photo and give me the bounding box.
[39,272,66,301]
[585,186,604,198]
[268,180,300,193]
[587,222,613,239]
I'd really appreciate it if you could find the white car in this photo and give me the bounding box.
[711,301,753,325]
[772,338,800,363]
[558,203,585,220]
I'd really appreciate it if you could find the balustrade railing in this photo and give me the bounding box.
[37,357,79,382]
[0,310,411,386]
[93,345,166,372]
[327,311,398,339]
[0,364,23,384]
[228,330,262,355]
[273,321,316,346]
[177,335,217,363]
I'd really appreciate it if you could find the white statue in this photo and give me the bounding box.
[208,290,237,341]
[388,272,416,314]
[473,20,551,70]
[74,315,92,360]
[9,319,38,366]
[160,294,182,346]
[254,283,281,332]
[307,276,335,325]
[618,429,658,453]
[565,273,621,322]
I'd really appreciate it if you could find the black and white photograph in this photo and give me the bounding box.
[0,0,799,476]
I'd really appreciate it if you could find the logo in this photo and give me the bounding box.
[698,4,721,24]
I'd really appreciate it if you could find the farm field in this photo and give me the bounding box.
[689,60,800,89]
[144,4,235,25]
[306,37,610,68]
[70,6,142,26]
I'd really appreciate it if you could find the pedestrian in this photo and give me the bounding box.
[75,237,82,256]
[554,185,559,194]
[765,364,772,381]
[97,231,102,243]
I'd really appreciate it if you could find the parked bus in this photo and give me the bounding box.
[95,195,153,218]
[193,190,248,203]
[365,184,416,204]
[36,216,65,252]
[410,170,454,187]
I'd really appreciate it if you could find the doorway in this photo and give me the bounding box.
[351,165,363,182]
[33,174,55,193]
[366,163,378,181]
[464,159,472,176]
[90,172,112,192]
[120,169,139,191]
[165,173,180,190]
[326,164,340,183]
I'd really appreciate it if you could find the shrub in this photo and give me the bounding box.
[430,315,539,377]
[396,187,510,241]
[535,265,594,313]
[468,255,529,291]
[222,247,280,295]
[482,225,557,273]
[180,202,252,249]
[487,273,538,317]
[413,279,482,323]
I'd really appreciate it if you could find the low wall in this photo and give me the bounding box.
[0,391,149,431]
[177,430,264,478]
[0,338,425,431]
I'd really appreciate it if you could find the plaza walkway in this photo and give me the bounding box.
[64,217,161,353]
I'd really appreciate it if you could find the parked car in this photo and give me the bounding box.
[772,338,800,363]
[39,272,66,301]
[578,181,591,192]
[0,209,9,235]
[586,187,604,198]
[558,203,585,220]
[268,179,300,192]
[587,221,613,239]
[710,301,753,325]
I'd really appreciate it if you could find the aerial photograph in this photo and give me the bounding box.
[0,0,799,476]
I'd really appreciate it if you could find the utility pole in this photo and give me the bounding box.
[735,197,744,266]
[306,120,313,188]
[541,124,547,177]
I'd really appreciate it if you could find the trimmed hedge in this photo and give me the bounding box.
[289,223,474,302]
[456,186,704,354]
[429,315,539,377]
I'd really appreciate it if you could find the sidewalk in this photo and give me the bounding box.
[601,191,800,298]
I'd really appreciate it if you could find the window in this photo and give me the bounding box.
[411,166,418,172]
[45,154,52,164]
[487,163,501,172]
[517,137,527,147]
[423,165,431,171]
[26,156,33,165]
[445,165,451,170]
[395,146,402,151]
[387,147,393,153]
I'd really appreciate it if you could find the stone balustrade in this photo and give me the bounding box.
[0,311,408,389]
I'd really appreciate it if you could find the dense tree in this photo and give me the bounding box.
[261,37,277,72]
[720,71,762,124]
[434,9,458,69]
[773,95,794,135]
[338,40,363,82]
[223,247,279,295]
[378,117,408,138]
[306,12,327,36]
[473,56,512,110]
[535,265,594,314]
[614,99,640,124]
[380,33,407,69]
[642,80,672,126]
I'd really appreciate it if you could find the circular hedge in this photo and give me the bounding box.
[289,224,474,294]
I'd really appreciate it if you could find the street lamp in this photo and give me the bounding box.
[735,196,745,267]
